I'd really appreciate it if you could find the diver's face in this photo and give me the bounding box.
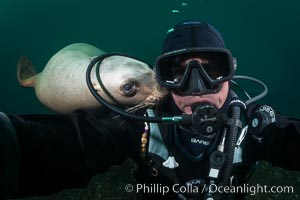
[171,81,229,114]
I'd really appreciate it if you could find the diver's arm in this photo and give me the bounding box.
[0,112,19,199]
[244,106,300,171]
[71,109,144,171]
[4,110,142,197]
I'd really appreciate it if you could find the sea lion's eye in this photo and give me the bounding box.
[121,82,136,96]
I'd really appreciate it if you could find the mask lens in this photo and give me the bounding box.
[156,56,186,86]
[199,51,232,82]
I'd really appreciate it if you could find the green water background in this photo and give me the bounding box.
[1,0,300,117]
[0,0,299,199]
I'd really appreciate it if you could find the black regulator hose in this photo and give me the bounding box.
[219,91,245,188]
[86,54,164,123]
[221,106,241,184]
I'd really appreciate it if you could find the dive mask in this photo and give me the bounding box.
[155,48,235,96]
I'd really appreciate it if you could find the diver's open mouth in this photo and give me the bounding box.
[182,98,217,114]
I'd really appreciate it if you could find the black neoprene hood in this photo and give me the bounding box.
[162,20,226,54]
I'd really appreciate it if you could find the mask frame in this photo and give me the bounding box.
[155,48,235,95]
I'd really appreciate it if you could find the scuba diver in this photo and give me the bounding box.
[0,20,300,200]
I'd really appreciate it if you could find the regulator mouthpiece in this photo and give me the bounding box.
[189,103,226,135]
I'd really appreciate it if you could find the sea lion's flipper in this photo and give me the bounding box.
[17,56,37,87]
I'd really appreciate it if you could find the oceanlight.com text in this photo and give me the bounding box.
[208,183,294,196]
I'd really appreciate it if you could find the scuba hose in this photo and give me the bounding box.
[221,75,269,185]
[86,54,204,124]
[233,75,268,105]
[220,97,243,186]
[205,91,244,200]
[86,54,171,123]
[221,75,269,186]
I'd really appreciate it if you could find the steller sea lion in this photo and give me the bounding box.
[17,43,166,113]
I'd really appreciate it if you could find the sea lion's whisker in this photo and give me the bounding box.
[126,101,149,113]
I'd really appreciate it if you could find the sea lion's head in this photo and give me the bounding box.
[92,55,167,111]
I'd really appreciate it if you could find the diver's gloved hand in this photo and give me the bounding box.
[0,112,19,198]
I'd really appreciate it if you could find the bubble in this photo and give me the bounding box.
[167,28,174,34]
[182,2,188,6]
